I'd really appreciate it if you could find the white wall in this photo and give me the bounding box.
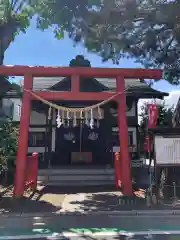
[30,109,57,125]
[30,111,46,125]
[2,98,22,121]
[126,101,136,116]
[12,99,22,121]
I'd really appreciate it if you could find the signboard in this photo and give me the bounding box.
[155,136,180,165]
[113,146,120,152]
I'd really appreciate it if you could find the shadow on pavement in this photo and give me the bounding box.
[0,196,59,214]
[69,192,148,212]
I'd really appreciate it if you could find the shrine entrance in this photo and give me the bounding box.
[54,119,110,166]
[49,99,112,167]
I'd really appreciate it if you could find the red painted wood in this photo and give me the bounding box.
[14,74,33,198]
[116,76,133,196]
[0,65,162,79]
[32,152,38,191]
[24,153,38,191]
[31,91,117,101]
[71,75,80,93]
[115,152,122,188]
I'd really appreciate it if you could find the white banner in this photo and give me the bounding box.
[155,136,180,165]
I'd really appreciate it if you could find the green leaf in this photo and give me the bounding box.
[32,0,180,84]
[54,30,64,40]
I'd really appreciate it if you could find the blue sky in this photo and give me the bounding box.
[4,18,180,96]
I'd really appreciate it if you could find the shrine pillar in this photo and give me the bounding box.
[14,74,33,197]
[116,76,132,196]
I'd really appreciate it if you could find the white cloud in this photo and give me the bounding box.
[137,90,180,123]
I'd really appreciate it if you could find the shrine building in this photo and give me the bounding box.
[0,56,167,197]
[26,57,168,191]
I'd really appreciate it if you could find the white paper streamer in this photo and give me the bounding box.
[90,109,94,129]
[73,112,77,127]
[67,111,70,127]
[56,110,63,128]
[85,111,89,126]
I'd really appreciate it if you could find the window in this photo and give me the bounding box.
[17,105,21,117]
[128,131,133,145]
[28,132,46,147]
[112,130,134,145]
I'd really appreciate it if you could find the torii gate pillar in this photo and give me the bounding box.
[116,76,132,195]
[14,74,33,197]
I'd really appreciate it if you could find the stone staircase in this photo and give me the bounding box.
[38,166,115,186]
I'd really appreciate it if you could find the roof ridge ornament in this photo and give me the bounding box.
[69,55,91,67]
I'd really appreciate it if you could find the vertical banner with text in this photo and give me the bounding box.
[147,104,158,129]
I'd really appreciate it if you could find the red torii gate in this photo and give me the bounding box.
[0,65,162,197]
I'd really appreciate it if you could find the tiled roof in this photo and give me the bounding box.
[32,77,168,98]
[32,77,148,90]
[7,77,168,99]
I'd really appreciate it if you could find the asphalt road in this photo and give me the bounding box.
[4,233,180,240]
[1,213,180,240]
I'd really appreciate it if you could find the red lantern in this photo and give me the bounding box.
[147,104,158,129]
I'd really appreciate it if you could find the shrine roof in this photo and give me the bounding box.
[32,76,168,99]
[4,76,168,99]
[123,85,169,98]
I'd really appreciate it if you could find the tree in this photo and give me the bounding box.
[0,0,34,98]
[0,121,18,182]
[139,101,174,162]
[34,0,180,84]
[139,101,175,130]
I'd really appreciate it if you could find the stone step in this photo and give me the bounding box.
[39,180,115,186]
[38,167,115,187]
[38,174,115,182]
[38,168,114,176]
